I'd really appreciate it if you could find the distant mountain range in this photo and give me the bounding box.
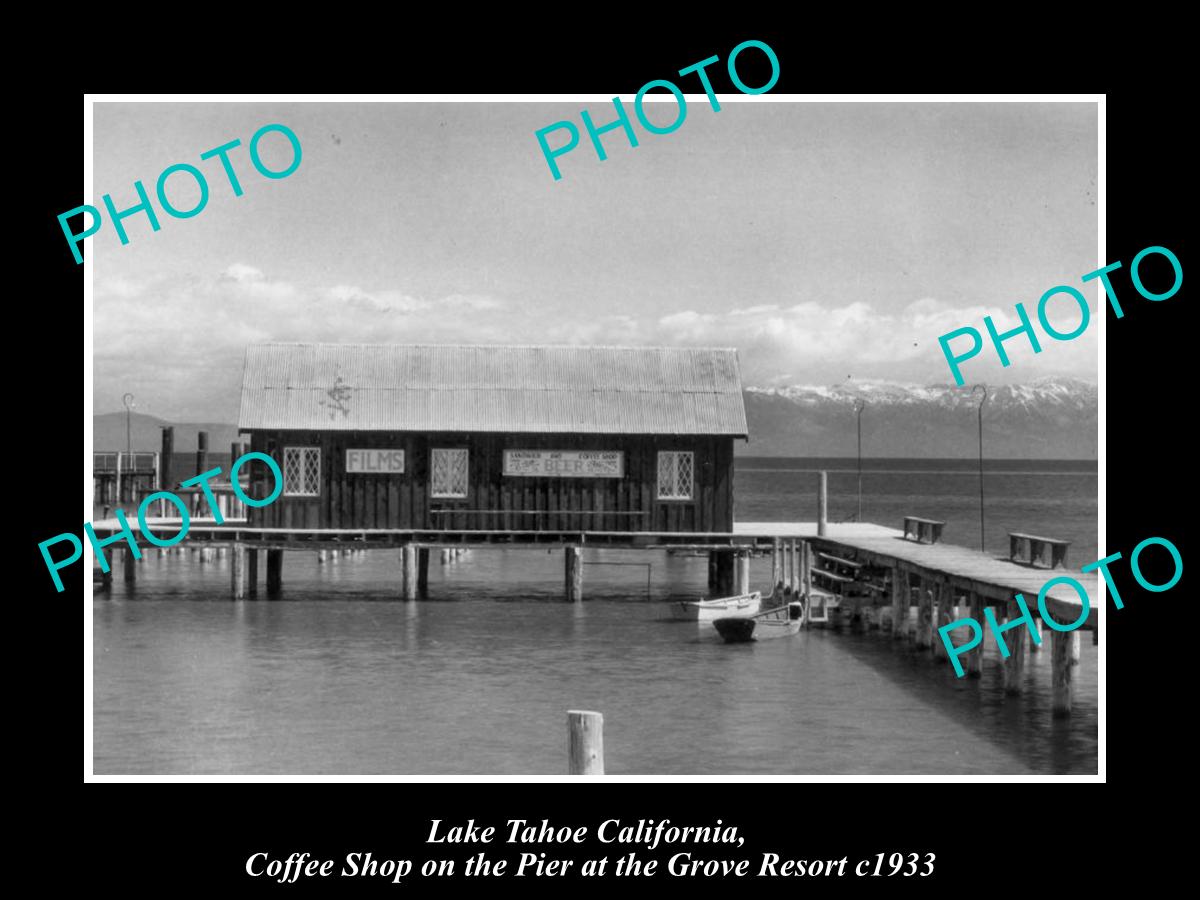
[741,376,1097,459]
[93,376,1097,460]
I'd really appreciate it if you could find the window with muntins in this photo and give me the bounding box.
[283,447,321,496]
[657,451,694,500]
[431,448,469,498]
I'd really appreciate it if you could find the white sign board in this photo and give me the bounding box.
[346,449,405,473]
[503,450,624,478]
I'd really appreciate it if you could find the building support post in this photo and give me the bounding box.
[266,550,283,596]
[565,546,583,602]
[734,551,751,596]
[231,543,247,600]
[123,546,137,584]
[771,538,783,595]
[401,544,418,600]
[247,549,259,597]
[714,551,735,596]
[417,547,430,599]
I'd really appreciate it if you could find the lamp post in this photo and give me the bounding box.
[122,393,135,504]
[971,385,987,553]
[854,399,865,523]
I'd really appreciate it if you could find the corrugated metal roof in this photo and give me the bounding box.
[237,343,749,435]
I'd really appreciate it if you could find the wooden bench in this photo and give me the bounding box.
[817,551,862,570]
[813,568,854,585]
[903,516,945,544]
[1009,532,1071,569]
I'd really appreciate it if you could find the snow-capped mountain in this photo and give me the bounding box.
[741,376,1097,459]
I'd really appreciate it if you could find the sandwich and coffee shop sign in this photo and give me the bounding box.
[503,450,624,478]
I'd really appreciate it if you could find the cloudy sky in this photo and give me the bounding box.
[92,101,1098,421]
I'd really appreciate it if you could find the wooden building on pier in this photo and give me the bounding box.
[237,343,749,533]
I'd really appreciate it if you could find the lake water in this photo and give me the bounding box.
[92,458,1099,776]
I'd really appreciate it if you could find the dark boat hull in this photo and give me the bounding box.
[713,601,805,643]
[713,617,757,643]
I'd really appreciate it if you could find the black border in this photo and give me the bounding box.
[27,28,1186,894]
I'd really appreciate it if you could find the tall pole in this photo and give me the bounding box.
[854,399,865,523]
[122,393,135,504]
[972,385,987,553]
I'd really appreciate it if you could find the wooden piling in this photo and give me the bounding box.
[417,548,430,598]
[159,426,174,492]
[123,546,137,583]
[1001,607,1027,695]
[266,549,283,595]
[231,543,247,599]
[817,471,828,537]
[800,541,811,599]
[401,544,418,600]
[714,551,735,595]
[915,580,931,649]
[247,548,259,597]
[966,592,985,678]
[567,710,604,775]
[195,430,209,478]
[1029,618,1044,652]
[565,546,583,602]
[771,538,783,592]
[890,566,906,639]
[707,552,718,588]
[933,581,951,661]
[1051,629,1080,717]
[734,551,751,595]
[848,593,865,633]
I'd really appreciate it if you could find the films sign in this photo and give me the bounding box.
[346,449,405,473]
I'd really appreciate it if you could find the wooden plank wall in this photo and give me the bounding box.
[246,431,736,533]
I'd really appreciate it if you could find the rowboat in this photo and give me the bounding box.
[712,599,806,643]
[670,591,763,622]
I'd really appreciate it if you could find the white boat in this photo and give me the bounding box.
[670,591,763,622]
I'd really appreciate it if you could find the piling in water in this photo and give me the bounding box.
[567,710,604,775]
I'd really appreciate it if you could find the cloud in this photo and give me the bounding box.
[93,265,1098,420]
[649,296,1098,386]
[222,263,265,283]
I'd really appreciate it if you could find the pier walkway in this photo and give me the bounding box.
[736,521,1099,630]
